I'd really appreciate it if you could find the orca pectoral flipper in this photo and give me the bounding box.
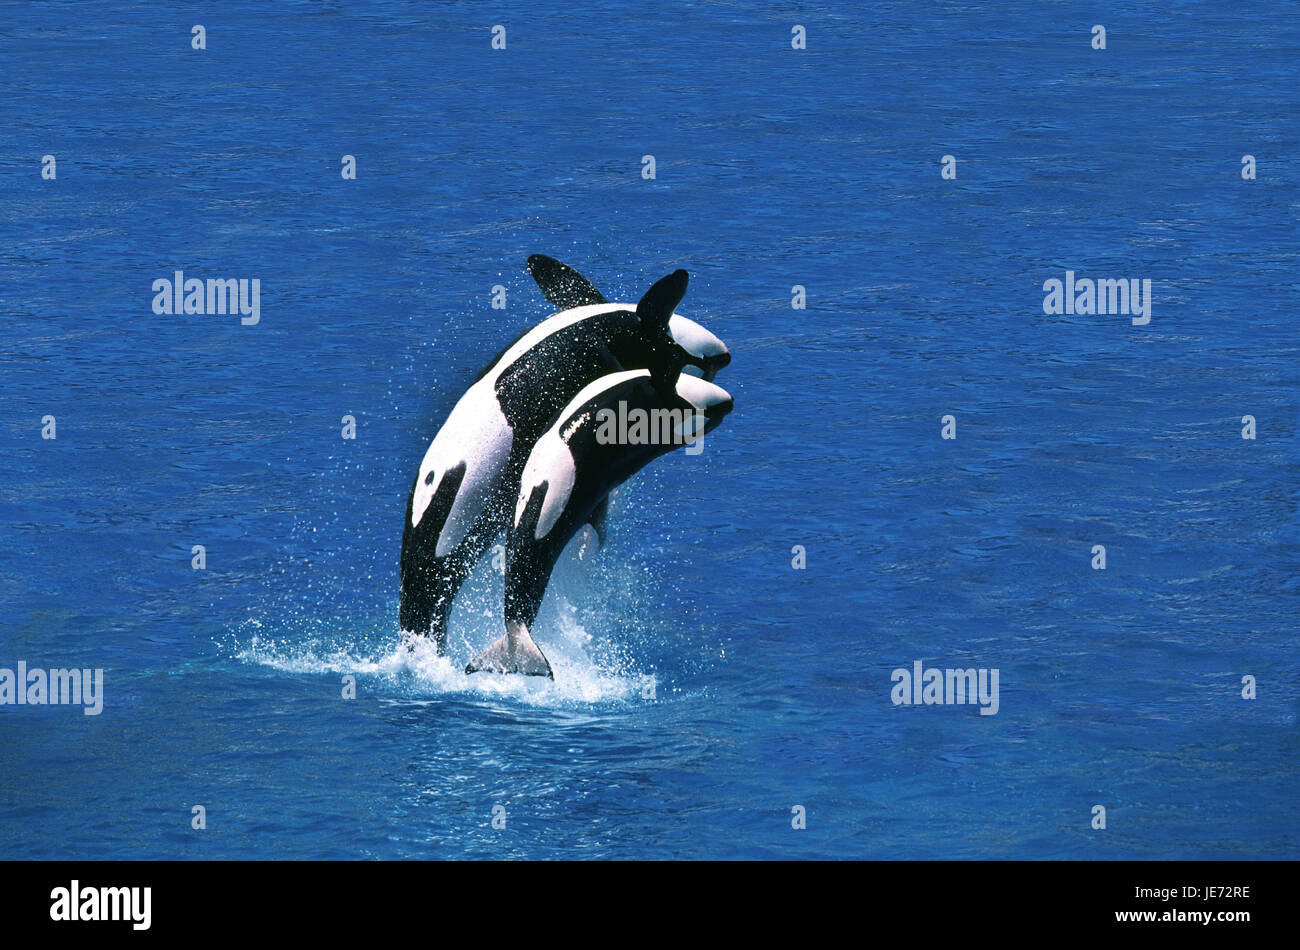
[526,255,608,309]
[465,620,554,679]
[586,493,613,547]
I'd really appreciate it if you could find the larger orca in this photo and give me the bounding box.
[400,258,730,648]
[466,367,734,677]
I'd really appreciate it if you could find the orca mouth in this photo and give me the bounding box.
[696,392,734,433]
[673,375,734,437]
[705,396,734,426]
[696,350,730,382]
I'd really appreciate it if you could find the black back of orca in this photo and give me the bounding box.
[491,309,635,439]
[493,265,697,442]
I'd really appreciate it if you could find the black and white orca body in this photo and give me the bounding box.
[400,259,730,647]
[465,368,734,677]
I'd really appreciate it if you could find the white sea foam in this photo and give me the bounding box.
[230,532,648,707]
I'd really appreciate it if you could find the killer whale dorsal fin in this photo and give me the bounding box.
[526,255,608,310]
[637,269,688,331]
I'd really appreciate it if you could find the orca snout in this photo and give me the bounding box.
[705,390,733,429]
[674,375,734,433]
[703,385,733,422]
[668,315,729,381]
[701,348,731,381]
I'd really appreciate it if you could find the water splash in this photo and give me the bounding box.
[229,534,649,707]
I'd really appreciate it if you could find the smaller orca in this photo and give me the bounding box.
[466,368,734,678]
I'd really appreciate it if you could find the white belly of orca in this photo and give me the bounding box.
[411,382,513,556]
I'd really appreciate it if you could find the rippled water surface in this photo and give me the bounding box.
[1,2,1297,858]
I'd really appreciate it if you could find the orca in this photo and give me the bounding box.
[466,368,734,677]
[400,258,730,648]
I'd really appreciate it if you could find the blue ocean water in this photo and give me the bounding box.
[1,1,1297,859]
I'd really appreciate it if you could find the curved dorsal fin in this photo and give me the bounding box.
[526,255,608,309]
[636,269,688,331]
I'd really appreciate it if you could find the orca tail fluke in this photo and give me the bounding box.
[465,621,554,679]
